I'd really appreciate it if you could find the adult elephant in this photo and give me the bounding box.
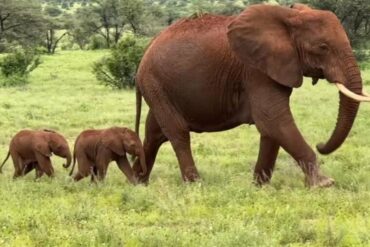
[133,4,369,187]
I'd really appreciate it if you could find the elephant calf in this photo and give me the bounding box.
[0,129,72,178]
[69,127,146,184]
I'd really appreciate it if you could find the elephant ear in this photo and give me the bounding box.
[227,5,303,88]
[101,129,126,156]
[35,140,52,157]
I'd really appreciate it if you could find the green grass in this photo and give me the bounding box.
[0,50,370,246]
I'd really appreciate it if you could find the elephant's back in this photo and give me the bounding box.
[11,130,34,146]
[73,130,101,161]
[76,129,101,145]
[137,14,235,83]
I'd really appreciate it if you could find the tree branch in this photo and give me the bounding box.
[52,31,69,53]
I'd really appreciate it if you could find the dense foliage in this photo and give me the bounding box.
[1,0,369,53]
[0,0,44,50]
[93,34,149,89]
[0,50,41,86]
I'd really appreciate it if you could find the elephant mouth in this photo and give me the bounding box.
[335,82,370,102]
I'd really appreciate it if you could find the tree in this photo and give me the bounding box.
[76,0,145,48]
[0,0,44,49]
[44,4,63,17]
[67,24,90,50]
[43,7,69,54]
[44,19,69,54]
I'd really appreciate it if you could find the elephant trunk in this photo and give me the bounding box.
[317,52,362,154]
[63,152,72,168]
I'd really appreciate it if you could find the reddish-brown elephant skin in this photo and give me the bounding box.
[69,127,146,184]
[133,4,364,187]
[0,129,72,178]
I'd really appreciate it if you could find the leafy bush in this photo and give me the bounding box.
[0,74,29,87]
[88,35,108,50]
[0,50,41,87]
[93,34,149,89]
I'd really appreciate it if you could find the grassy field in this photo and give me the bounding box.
[0,50,370,246]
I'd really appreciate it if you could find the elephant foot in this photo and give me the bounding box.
[305,174,335,188]
[183,167,200,182]
[253,171,272,186]
[134,173,149,185]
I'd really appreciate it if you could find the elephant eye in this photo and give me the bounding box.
[318,43,329,52]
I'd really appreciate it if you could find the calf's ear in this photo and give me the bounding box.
[101,131,126,156]
[35,141,52,157]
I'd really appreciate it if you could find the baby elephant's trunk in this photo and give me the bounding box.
[63,153,72,169]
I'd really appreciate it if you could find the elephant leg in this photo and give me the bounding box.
[133,110,168,183]
[96,165,107,181]
[116,155,137,184]
[170,131,199,182]
[256,116,333,187]
[35,166,44,179]
[22,162,35,176]
[90,166,98,183]
[149,103,199,182]
[95,149,110,181]
[250,78,333,188]
[11,153,24,179]
[73,153,91,182]
[35,153,54,177]
[254,136,280,185]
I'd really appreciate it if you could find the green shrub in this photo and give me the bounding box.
[0,74,29,87]
[88,35,108,50]
[0,50,41,77]
[0,50,41,87]
[93,34,149,89]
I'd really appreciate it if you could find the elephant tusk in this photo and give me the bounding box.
[362,89,370,97]
[336,83,370,102]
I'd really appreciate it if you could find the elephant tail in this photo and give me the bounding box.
[135,83,142,136]
[69,147,77,176]
[0,151,10,174]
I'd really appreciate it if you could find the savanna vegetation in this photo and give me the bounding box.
[0,0,370,246]
[0,49,370,246]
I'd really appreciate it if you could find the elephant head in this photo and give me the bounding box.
[37,130,72,168]
[227,4,368,155]
[101,127,147,175]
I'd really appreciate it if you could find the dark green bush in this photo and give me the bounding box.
[0,50,41,87]
[93,34,149,89]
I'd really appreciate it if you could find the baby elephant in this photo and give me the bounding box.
[69,127,146,183]
[0,129,72,178]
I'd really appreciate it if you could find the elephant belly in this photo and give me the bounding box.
[168,83,252,132]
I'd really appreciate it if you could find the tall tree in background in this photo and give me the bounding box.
[75,0,145,48]
[0,0,44,49]
[43,5,69,53]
